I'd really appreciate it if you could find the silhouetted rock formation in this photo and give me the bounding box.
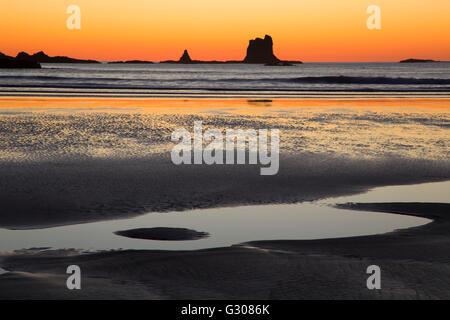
[1,50,98,68]
[179,50,193,64]
[400,58,437,63]
[160,50,195,64]
[243,35,279,64]
[159,35,301,64]
[0,52,13,60]
[0,58,41,69]
[15,51,99,63]
[0,51,41,68]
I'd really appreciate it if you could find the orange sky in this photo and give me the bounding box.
[1,0,450,62]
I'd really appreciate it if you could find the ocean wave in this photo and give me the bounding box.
[1,75,450,85]
[0,74,449,94]
[286,76,450,85]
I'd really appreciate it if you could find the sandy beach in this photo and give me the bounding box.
[0,97,448,299]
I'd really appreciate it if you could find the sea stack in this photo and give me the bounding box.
[243,35,279,64]
[178,49,193,64]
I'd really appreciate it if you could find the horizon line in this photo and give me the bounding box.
[2,51,445,64]
[1,50,445,65]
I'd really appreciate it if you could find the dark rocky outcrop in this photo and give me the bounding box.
[400,58,437,63]
[243,35,279,64]
[159,35,301,64]
[0,52,13,60]
[15,51,99,63]
[160,50,194,64]
[1,49,101,68]
[243,35,301,65]
[0,51,41,68]
[178,49,193,63]
[0,58,41,69]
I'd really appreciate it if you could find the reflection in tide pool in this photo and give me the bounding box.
[0,181,444,252]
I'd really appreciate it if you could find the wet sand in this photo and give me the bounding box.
[0,97,448,299]
[1,154,448,230]
[0,97,448,229]
[0,202,449,300]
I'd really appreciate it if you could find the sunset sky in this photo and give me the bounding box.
[1,0,449,62]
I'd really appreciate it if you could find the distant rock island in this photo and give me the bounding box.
[16,51,99,64]
[3,44,445,67]
[2,36,302,66]
[0,50,100,68]
[243,35,279,63]
[179,49,193,63]
[0,52,41,69]
[160,35,302,65]
[400,58,438,63]
[160,49,241,64]
[0,52,11,60]
[243,35,301,65]
[0,58,41,69]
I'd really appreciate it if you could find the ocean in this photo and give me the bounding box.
[1,62,449,98]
